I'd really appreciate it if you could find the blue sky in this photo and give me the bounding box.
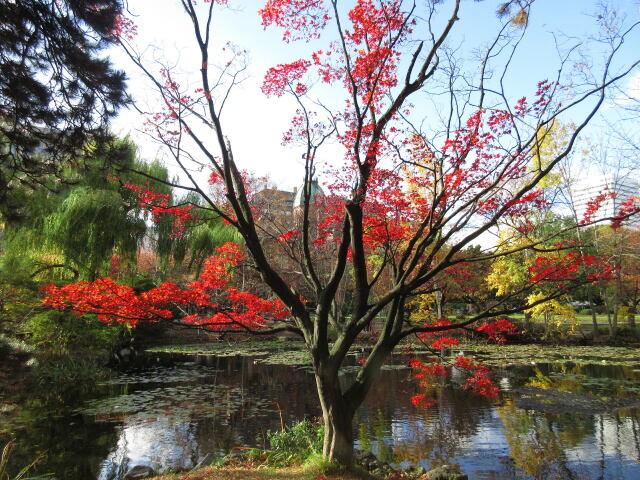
[110,0,640,190]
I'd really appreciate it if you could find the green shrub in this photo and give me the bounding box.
[578,308,592,315]
[265,420,324,466]
[24,310,122,355]
[615,326,639,337]
[302,453,345,476]
[0,276,41,337]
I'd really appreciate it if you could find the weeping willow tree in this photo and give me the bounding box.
[181,218,242,277]
[1,137,243,349]
[1,139,156,281]
[1,136,243,284]
[45,187,145,280]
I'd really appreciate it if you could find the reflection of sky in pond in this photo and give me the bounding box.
[352,366,640,479]
[96,361,640,479]
[563,414,640,476]
[5,356,640,479]
[98,419,200,480]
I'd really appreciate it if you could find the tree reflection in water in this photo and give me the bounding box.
[3,356,640,479]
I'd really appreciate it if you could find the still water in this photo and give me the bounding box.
[2,353,640,479]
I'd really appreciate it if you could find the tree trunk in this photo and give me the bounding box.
[523,311,532,333]
[544,312,550,338]
[314,372,355,465]
[435,289,444,319]
[610,235,623,338]
[587,289,599,340]
[603,299,616,338]
[322,405,355,465]
[609,313,618,337]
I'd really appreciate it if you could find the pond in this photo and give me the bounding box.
[2,350,640,480]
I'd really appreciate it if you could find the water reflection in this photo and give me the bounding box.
[98,419,200,479]
[2,355,640,479]
[497,401,640,479]
[92,355,321,479]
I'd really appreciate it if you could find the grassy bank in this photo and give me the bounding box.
[149,466,371,480]
[147,420,411,480]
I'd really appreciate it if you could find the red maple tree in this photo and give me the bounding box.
[45,0,640,465]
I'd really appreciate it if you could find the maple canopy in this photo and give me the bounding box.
[42,0,640,466]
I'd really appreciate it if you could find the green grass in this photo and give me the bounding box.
[496,313,619,323]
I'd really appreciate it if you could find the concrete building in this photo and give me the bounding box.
[252,179,326,227]
[570,176,639,223]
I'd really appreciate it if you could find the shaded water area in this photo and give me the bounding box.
[2,351,640,480]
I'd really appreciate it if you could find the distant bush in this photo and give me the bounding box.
[25,310,122,355]
[578,309,592,315]
[616,326,639,337]
[0,334,34,358]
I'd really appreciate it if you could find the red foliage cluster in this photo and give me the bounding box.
[416,318,460,351]
[42,278,185,324]
[408,358,443,408]
[529,253,613,284]
[454,356,499,398]
[42,243,291,330]
[110,15,138,40]
[262,59,311,97]
[142,68,192,146]
[580,190,639,229]
[409,393,435,408]
[278,230,301,242]
[611,196,640,229]
[123,182,194,239]
[408,354,499,408]
[475,319,520,344]
[581,190,615,225]
[302,79,561,262]
[259,0,330,42]
[444,262,483,295]
[409,358,447,378]
[430,336,461,350]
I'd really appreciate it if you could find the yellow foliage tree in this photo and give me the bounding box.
[526,292,578,338]
[531,120,576,189]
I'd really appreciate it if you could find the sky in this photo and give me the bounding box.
[110,0,640,192]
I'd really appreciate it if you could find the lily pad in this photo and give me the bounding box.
[514,386,640,414]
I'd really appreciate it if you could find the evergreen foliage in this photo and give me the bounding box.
[0,0,128,221]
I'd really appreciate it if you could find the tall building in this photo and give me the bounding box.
[253,179,326,227]
[249,179,328,301]
[570,176,639,223]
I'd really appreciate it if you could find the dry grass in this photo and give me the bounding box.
[149,465,374,480]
